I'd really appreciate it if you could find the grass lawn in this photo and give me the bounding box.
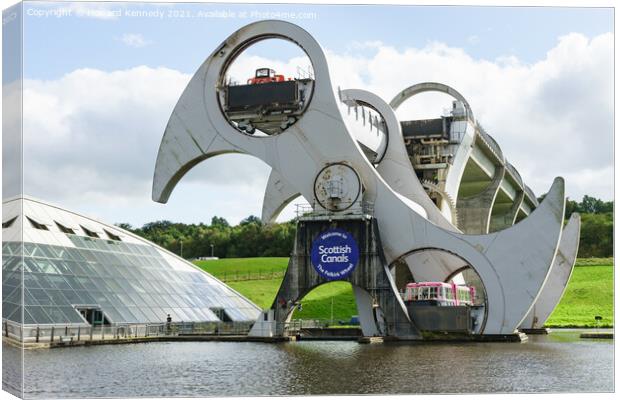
[575,257,613,267]
[194,257,289,278]
[227,279,357,322]
[196,257,613,327]
[546,264,613,328]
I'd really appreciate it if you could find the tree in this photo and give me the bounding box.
[123,194,613,259]
[240,215,262,226]
[211,216,230,228]
[115,222,133,230]
[578,212,613,257]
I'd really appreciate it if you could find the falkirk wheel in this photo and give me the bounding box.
[152,20,580,340]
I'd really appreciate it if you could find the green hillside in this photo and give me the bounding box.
[195,257,613,327]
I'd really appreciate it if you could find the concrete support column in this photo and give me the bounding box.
[490,190,525,232]
[268,217,420,339]
[456,166,505,234]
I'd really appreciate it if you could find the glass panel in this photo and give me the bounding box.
[139,293,155,305]
[138,307,159,322]
[74,291,96,305]
[127,280,146,294]
[61,290,83,305]
[90,291,108,305]
[23,274,42,289]
[29,288,54,305]
[66,248,86,262]
[44,307,70,323]
[59,307,86,323]
[3,302,18,319]
[8,242,23,256]
[181,308,199,321]
[25,306,53,324]
[115,306,138,323]
[127,291,147,306]
[47,275,72,290]
[23,243,37,257]
[101,307,123,324]
[6,233,260,325]
[2,256,20,272]
[47,289,70,306]
[7,305,23,323]
[50,260,71,275]
[127,307,146,321]
[139,279,155,293]
[47,245,68,260]
[24,288,40,306]
[32,244,53,259]
[92,251,110,264]
[148,307,167,322]
[172,307,190,322]
[62,276,86,291]
[37,245,58,259]
[79,249,98,262]
[35,259,60,274]
[116,292,136,307]
[23,258,41,273]
[5,285,22,304]
[2,271,18,287]
[31,273,54,289]
[24,309,37,324]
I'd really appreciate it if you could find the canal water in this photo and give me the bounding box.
[3,330,613,397]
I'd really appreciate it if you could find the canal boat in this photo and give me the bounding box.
[401,282,481,335]
[401,281,476,306]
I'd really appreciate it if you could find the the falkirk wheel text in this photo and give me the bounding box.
[311,228,360,280]
[152,20,580,340]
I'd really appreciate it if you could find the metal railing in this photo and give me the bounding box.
[218,269,285,282]
[3,319,254,345]
[524,185,539,206]
[295,201,375,220]
[505,161,524,188]
[476,126,504,162]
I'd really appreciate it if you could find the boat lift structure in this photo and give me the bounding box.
[152,20,580,340]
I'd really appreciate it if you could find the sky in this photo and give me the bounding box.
[3,1,614,227]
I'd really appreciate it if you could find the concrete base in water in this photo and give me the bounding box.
[5,329,531,349]
[4,334,293,349]
[388,331,529,343]
[580,332,613,339]
[520,328,551,335]
[359,336,384,344]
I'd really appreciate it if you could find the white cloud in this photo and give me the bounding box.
[325,32,613,199]
[22,66,271,225]
[21,32,613,225]
[119,33,151,48]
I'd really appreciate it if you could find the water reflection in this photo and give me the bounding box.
[2,330,613,398]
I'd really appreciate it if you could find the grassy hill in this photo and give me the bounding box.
[193,257,288,276]
[195,257,613,327]
[545,264,613,327]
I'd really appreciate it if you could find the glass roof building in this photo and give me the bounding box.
[2,196,261,329]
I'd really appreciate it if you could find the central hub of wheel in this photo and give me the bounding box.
[313,163,361,212]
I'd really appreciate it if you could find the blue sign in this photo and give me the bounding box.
[310,228,359,280]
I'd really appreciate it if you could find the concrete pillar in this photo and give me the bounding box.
[456,166,505,234]
[490,190,525,232]
[267,217,420,339]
